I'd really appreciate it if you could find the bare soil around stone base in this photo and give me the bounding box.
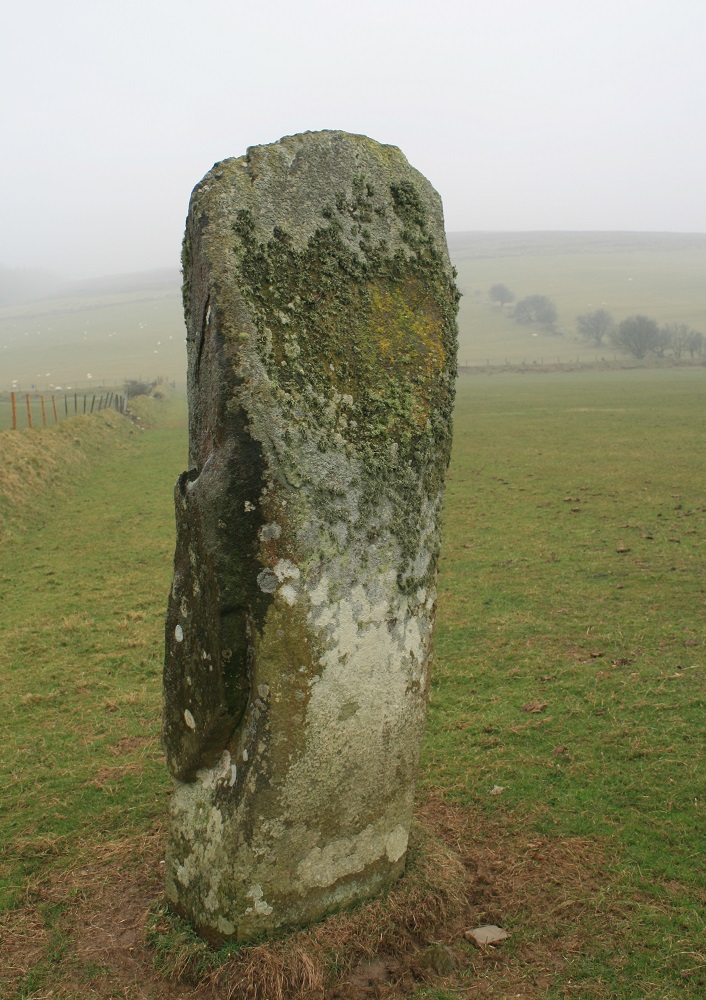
[0,797,620,999]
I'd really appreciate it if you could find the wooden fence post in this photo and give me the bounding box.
[25,394,32,428]
[64,394,68,416]
[11,391,17,430]
[40,396,47,427]
[90,394,96,413]
[83,395,87,414]
[74,393,78,414]
[52,396,58,424]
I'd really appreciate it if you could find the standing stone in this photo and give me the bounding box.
[163,130,458,942]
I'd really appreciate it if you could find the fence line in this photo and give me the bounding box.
[5,390,127,431]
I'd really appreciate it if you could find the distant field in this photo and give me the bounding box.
[451,231,706,365]
[449,233,706,364]
[0,275,185,391]
[2,232,705,389]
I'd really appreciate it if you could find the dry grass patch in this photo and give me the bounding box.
[0,410,134,540]
[0,798,622,999]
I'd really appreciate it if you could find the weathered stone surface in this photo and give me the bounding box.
[163,130,458,942]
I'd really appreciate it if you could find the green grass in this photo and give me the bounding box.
[1,369,705,996]
[1,398,186,911]
[423,367,706,993]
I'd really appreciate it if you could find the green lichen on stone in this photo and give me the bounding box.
[228,174,458,589]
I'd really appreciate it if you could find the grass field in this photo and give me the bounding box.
[1,367,704,997]
[0,275,185,391]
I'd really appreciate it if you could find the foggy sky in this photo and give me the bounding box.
[2,0,705,279]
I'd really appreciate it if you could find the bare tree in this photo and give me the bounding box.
[610,315,660,359]
[489,283,515,309]
[663,322,690,359]
[576,309,614,347]
[514,294,557,328]
[686,329,705,358]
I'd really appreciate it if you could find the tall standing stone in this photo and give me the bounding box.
[164,130,458,942]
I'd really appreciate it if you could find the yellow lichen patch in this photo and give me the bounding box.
[367,278,446,424]
[369,281,445,372]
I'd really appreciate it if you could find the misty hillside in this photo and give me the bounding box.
[0,266,67,307]
[0,268,185,389]
[446,230,706,261]
[0,266,181,308]
[59,268,181,299]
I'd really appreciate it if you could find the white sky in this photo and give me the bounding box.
[2,0,705,277]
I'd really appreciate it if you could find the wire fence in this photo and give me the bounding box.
[1,390,127,431]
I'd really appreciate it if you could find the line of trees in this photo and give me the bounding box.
[489,284,704,360]
[577,310,704,359]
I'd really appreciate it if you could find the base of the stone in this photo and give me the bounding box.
[165,854,407,945]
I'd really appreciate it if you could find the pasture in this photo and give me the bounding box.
[0,271,185,392]
[1,367,704,997]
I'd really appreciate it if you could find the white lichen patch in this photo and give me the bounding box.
[273,559,300,583]
[168,756,232,920]
[244,883,274,916]
[309,576,329,607]
[279,584,298,606]
[257,569,278,593]
[385,824,409,862]
[183,708,196,729]
[297,823,393,888]
[258,559,301,600]
[174,624,184,642]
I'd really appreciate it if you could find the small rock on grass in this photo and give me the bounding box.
[464,924,511,946]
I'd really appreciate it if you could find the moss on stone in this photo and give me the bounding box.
[229,179,458,588]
